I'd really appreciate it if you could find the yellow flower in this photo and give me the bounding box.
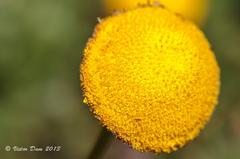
[102,0,209,25]
[80,6,220,153]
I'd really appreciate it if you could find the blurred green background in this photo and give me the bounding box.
[0,0,239,159]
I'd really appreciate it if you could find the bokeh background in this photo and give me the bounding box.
[0,0,240,159]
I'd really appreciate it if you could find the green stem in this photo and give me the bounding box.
[87,127,112,159]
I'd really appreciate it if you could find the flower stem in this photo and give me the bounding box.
[87,127,112,159]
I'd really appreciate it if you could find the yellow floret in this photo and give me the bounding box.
[102,0,209,25]
[80,6,220,153]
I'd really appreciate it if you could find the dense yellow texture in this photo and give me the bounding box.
[80,7,220,153]
[103,0,209,24]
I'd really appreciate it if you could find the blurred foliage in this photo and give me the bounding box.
[0,0,239,159]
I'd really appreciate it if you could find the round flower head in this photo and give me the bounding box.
[80,6,220,153]
[102,0,209,25]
